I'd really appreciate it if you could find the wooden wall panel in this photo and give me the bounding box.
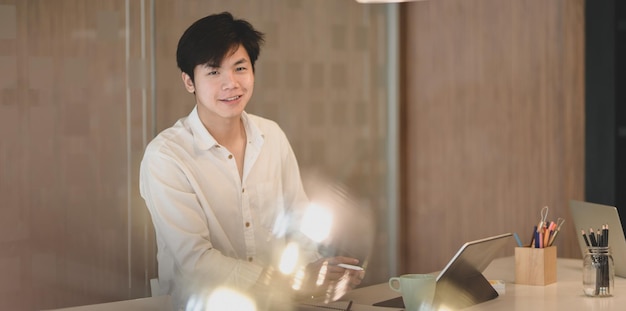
[400,0,585,274]
[0,1,391,310]
[0,1,155,310]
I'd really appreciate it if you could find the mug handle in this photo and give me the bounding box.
[389,277,401,292]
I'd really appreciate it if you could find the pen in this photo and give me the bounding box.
[589,228,597,247]
[548,218,564,246]
[582,229,590,247]
[529,225,538,247]
[338,264,364,271]
[543,227,551,248]
[346,300,353,311]
[513,232,523,247]
[534,231,541,248]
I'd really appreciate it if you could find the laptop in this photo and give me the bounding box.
[569,200,626,277]
[374,233,513,310]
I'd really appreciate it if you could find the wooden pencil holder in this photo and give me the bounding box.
[515,246,557,285]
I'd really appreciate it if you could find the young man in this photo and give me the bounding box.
[140,12,361,310]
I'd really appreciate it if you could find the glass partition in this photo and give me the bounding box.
[154,0,394,286]
[0,1,394,309]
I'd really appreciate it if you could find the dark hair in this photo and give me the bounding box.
[176,12,265,82]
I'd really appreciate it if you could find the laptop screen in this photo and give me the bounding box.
[569,200,626,277]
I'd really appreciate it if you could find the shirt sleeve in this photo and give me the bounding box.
[277,129,322,264]
[140,149,263,290]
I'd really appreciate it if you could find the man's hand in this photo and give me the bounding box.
[302,256,365,299]
[253,256,365,305]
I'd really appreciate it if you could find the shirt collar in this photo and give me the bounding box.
[241,112,265,149]
[187,106,265,150]
[187,106,216,150]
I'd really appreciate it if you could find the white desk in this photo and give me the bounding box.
[341,256,626,310]
[45,257,626,311]
[42,295,171,311]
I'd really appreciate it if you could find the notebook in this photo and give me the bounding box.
[569,200,626,277]
[373,233,513,310]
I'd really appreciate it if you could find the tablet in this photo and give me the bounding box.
[374,233,513,310]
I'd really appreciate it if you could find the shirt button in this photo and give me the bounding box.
[228,154,233,159]
[242,188,245,193]
[245,222,250,227]
[248,257,253,262]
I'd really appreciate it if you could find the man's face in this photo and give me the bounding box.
[182,44,255,123]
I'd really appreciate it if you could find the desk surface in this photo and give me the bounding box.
[42,295,171,311]
[46,257,626,311]
[341,256,626,310]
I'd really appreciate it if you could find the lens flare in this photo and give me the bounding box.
[292,267,306,291]
[316,261,329,286]
[186,287,257,311]
[300,202,333,242]
[206,287,256,311]
[279,242,300,274]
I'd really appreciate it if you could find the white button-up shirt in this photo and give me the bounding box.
[140,107,312,308]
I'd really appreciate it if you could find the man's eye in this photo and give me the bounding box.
[208,70,218,76]
[236,67,247,72]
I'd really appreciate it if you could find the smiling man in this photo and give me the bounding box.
[139,12,361,310]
